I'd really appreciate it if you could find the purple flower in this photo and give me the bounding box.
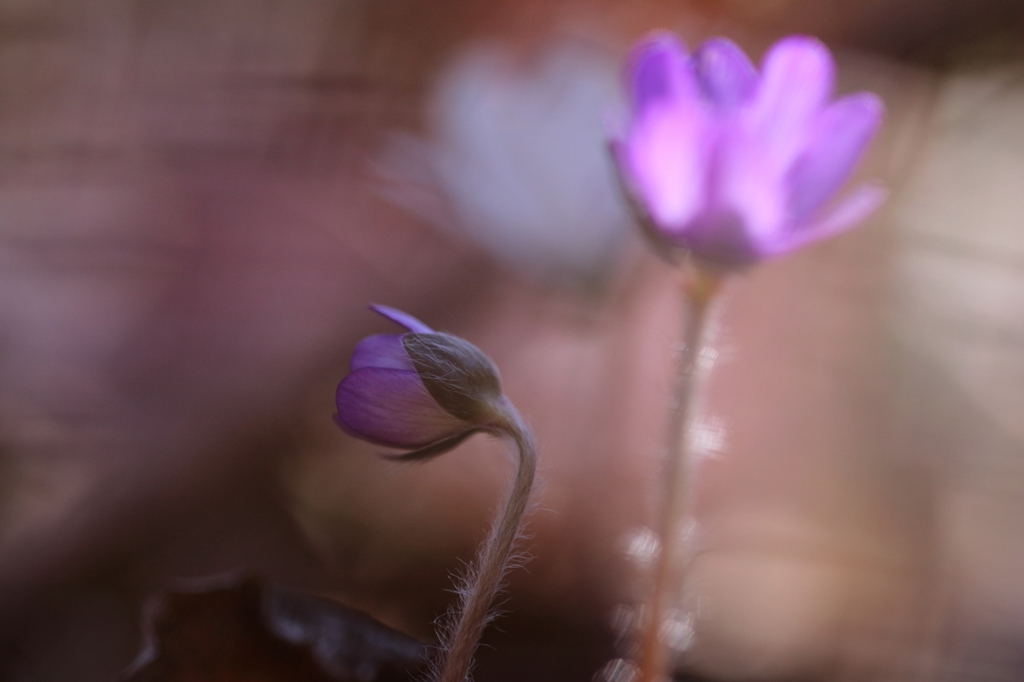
[612,33,885,267]
[335,305,510,460]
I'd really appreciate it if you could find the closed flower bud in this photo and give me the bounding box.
[334,305,510,461]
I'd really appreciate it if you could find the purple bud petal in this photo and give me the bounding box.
[369,304,434,333]
[627,32,694,110]
[787,92,883,222]
[350,333,415,372]
[335,367,465,448]
[750,36,834,163]
[694,38,757,110]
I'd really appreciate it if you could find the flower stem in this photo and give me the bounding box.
[637,269,719,682]
[435,407,537,682]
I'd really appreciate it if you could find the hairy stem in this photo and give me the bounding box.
[637,272,719,682]
[436,407,537,682]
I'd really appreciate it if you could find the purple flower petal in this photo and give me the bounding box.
[714,123,786,245]
[350,333,414,371]
[627,32,694,111]
[623,100,710,229]
[672,210,764,267]
[779,182,887,254]
[786,92,883,222]
[749,36,834,164]
[369,304,434,333]
[694,38,757,110]
[335,367,465,448]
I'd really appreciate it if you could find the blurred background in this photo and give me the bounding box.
[1,0,1024,680]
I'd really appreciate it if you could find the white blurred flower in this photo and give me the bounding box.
[375,36,631,286]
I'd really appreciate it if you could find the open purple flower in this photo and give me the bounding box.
[335,305,510,460]
[612,33,885,268]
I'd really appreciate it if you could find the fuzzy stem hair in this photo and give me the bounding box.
[434,406,537,682]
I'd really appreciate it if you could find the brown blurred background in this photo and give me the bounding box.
[1,0,1024,680]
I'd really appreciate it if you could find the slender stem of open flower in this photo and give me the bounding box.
[637,270,719,682]
[435,406,537,682]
